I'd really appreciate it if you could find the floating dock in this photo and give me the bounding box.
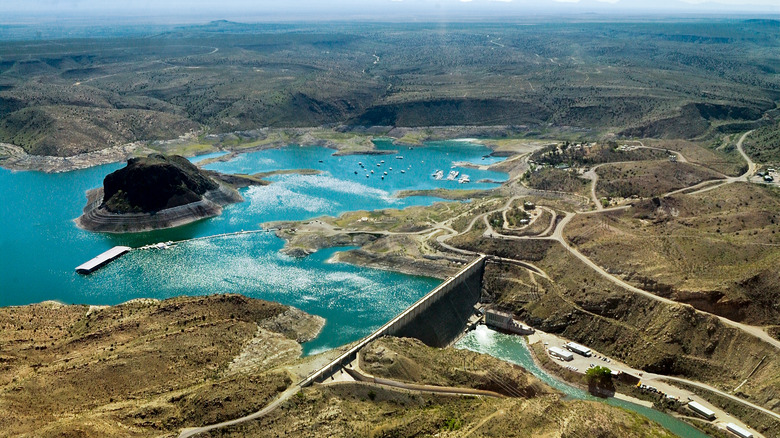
[75,246,131,275]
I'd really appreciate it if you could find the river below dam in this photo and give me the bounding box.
[456,326,711,438]
[0,139,506,354]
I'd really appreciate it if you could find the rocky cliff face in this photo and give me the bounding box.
[76,154,243,233]
[101,154,219,213]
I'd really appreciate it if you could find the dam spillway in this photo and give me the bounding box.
[302,254,486,386]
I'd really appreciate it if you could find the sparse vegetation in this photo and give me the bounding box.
[595,161,723,198]
[0,295,322,436]
[1,19,779,159]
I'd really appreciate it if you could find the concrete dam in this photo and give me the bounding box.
[303,254,487,386]
[178,255,488,437]
[387,255,485,347]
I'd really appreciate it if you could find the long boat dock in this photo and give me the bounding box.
[75,229,274,275]
[75,246,132,275]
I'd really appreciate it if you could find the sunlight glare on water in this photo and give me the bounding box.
[0,140,505,354]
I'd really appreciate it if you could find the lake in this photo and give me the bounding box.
[0,140,506,354]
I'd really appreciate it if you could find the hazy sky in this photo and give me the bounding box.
[2,0,779,17]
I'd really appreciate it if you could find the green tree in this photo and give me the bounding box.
[585,366,612,385]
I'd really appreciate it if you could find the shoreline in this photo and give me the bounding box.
[0,125,545,173]
[75,183,243,233]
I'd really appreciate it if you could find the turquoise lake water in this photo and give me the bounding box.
[0,140,506,354]
[456,326,711,438]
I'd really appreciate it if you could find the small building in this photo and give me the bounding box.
[726,423,754,438]
[549,347,574,361]
[485,310,512,328]
[485,310,535,335]
[564,342,592,357]
[764,174,774,182]
[687,401,716,420]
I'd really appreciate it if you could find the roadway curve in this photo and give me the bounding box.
[548,214,780,350]
[179,131,773,437]
[653,374,780,422]
[178,385,302,438]
[666,130,755,197]
[341,364,506,398]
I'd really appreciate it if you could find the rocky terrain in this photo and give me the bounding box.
[76,154,244,233]
[198,337,678,438]
[0,294,323,437]
[1,20,779,164]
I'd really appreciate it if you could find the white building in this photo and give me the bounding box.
[549,347,574,361]
[687,401,716,420]
[726,423,753,438]
[564,342,592,357]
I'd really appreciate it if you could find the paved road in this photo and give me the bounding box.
[656,374,780,422]
[178,384,303,438]
[581,143,690,211]
[480,203,780,351]
[545,214,780,350]
[736,130,757,180]
[178,130,773,437]
[581,166,603,210]
[341,362,506,398]
[533,330,771,437]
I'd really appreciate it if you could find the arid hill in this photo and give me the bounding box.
[0,295,324,437]
[102,154,220,213]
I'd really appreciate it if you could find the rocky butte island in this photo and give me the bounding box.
[77,154,244,233]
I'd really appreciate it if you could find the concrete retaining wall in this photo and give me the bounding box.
[302,254,486,387]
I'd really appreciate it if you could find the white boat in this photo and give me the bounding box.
[395,156,403,159]
[433,170,444,180]
[371,170,374,174]
[380,160,385,163]
[400,170,405,174]
[383,171,387,175]
[447,170,459,181]
[458,175,470,184]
